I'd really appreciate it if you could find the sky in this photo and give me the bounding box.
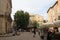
[11,0,57,20]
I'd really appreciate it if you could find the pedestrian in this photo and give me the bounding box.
[33,28,36,37]
[43,28,48,40]
[33,27,37,37]
[37,28,40,36]
[47,29,52,40]
[12,21,17,36]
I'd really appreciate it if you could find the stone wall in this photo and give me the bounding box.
[0,0,12,34]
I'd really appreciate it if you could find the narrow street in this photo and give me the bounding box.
[0,32,42,40]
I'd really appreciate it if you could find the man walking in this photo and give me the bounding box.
[33,27,37,37]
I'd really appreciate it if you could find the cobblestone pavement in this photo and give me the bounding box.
[0,32,42,40]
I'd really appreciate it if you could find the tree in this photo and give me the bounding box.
[14,10,29,29]
[33,21,38,29]
[24,12,29,28]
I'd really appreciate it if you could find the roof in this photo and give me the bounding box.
[47,1,58,13]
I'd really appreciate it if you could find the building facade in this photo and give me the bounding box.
[47,0,60,22]
[47,1,58,22]
[29,14,44,27]
[57,0,60,20]
[0,0,12,34]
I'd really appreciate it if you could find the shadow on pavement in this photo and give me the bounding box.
[0,35,13,37]
[0,34,21,37]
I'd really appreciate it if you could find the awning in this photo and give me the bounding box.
[40,22,54,28]
[39,20,60,28]
[54,20,60,27]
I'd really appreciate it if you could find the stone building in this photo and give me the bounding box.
[47,1,58,22]
[57,0,60,20]
[0,0,12,34]
[29,14,44,27]
[47,0,60,22]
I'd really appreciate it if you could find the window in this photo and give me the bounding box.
[7,3,8,8]
[43,20,46,23]
[58,16,60,20]
[54,19,56,21]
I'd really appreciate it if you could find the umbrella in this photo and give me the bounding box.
[53,20,60,27]
[40,22,54,28]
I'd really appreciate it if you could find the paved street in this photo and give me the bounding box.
[0,32,42,40]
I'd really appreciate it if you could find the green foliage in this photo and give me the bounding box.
[33,21,38,28]
[14,10,29,28]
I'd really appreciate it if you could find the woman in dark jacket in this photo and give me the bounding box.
[47,29,53,40]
